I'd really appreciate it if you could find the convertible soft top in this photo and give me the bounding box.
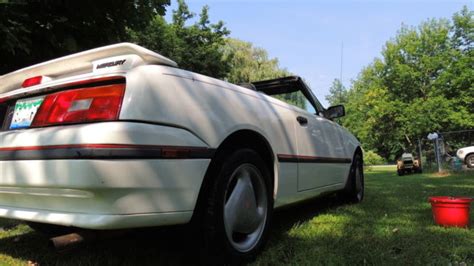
[252,76,305,95]
[252,76,324,112]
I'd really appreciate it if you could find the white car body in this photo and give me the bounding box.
[0,43,360,230]
[457,146,474,163]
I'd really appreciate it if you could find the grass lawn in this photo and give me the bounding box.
[0,167,473,265]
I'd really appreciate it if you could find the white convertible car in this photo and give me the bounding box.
[0,43,363,262]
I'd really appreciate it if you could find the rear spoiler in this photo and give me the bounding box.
[0,43,177,93]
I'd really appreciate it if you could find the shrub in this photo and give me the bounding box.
[364,150,385,165]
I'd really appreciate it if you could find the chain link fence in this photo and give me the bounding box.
[419,130,474,172]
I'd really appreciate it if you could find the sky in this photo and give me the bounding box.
[166,0,472,107]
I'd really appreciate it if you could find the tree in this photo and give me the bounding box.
[222,38,306,109]
[128,0,231,78]
[222,38,291,83]
[325,79,348,106]
[0,0,170,74]
[343,6,473,161]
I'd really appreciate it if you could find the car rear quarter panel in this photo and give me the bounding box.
[121,65,299,155]
[121,65,303,202]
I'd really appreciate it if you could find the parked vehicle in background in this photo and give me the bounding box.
[0,43,363,263]
[456,146,474,168]
[397,153,422,175]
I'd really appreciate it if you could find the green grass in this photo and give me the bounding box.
[0,168,473,265]
[254,168,474,265]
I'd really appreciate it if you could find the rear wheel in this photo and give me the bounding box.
[466,154,474,168]
[201,149,273,264]
[342,153,364,203]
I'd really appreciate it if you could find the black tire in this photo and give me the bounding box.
[200,149,273,264]
[466,154,474,168]
[342,152,364,203]
[27,222,72,236]
[397,170,404,176]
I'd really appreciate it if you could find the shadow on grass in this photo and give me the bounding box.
[0,224,201,265]
[0,219,20,230]
[0,194,349,266]
[271,194,349,234]
[0,170,473,265]
[253,171,474,265]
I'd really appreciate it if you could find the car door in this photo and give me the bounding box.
[294,110,350,191]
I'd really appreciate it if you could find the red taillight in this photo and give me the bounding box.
[31,84,125,127]
[22,76,44,88]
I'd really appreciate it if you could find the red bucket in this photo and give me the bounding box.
[429,196,473,228]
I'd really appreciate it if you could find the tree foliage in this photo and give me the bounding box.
[343,6,473,160]
[325,78,348,106]
[128,0,230,78]
[223,38,306,109]
[0,0,170,74]
[223,38,291,83]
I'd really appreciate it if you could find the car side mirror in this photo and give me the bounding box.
[324,105,345,119]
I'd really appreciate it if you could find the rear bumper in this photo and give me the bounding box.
[0,206,193,230]
[0,122,212,229]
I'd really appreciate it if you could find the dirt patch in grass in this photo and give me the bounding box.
[430,171,452,178]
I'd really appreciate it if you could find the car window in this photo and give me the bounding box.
[304,99,316,114]
[269,90,319,113]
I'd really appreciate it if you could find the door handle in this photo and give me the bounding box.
[296,116,308,125]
